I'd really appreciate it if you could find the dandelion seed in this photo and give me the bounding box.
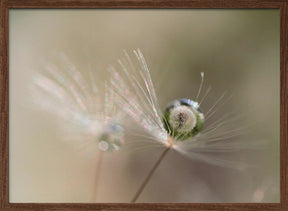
[29,53,126,202]
[107,49,263,202]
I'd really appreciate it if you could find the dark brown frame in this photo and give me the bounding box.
[1,0,287,210]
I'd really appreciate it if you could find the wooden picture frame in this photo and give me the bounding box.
[1,0,287,210]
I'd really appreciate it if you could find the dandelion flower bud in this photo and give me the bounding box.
[163,98,204,141]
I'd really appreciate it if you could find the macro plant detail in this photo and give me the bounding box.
[30,49,263,203]
[30,53,125,201]
[31,53,125,153]
[8,8,279,204]
[108,49,262,202]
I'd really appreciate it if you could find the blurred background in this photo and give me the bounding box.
[9,9,279,202]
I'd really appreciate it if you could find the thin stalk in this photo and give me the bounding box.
[131,146,171,203]
[90,152,103,202]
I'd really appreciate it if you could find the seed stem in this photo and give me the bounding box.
[131,146,171,203]
[91,152,103,202]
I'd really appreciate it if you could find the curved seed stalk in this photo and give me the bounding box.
[131,146,171,203]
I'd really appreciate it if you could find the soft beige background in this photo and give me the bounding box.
[9,9,279,202]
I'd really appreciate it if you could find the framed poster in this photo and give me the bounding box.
[1,0,286,210]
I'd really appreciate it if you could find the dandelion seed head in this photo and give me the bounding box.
[106,49,262,170]
[29,53,128,155]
